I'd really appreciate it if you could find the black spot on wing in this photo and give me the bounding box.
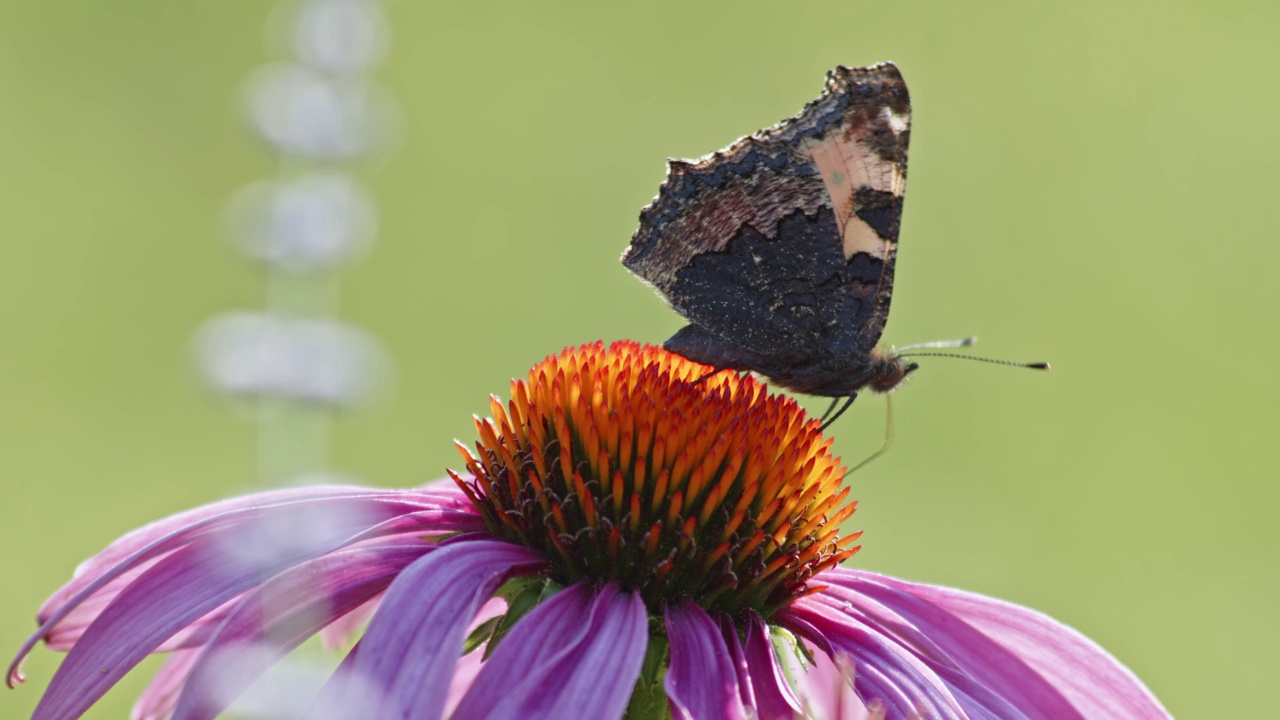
[846,252,884,282]
[852,186,904,242]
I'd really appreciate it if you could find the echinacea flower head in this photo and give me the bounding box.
[451,341,858,617]
[9,341,1171,720]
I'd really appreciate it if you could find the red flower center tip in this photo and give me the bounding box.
[450,341,861,617]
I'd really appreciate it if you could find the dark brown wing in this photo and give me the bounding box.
[621,63,911,362]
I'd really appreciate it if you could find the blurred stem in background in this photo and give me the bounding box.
[196,0,397,487]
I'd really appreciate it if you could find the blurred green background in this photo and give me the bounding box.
[2,0,1277,717]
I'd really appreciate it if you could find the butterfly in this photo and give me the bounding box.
[622,63,917,425]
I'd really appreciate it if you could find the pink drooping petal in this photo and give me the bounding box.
[46,486,458,623]
[153,599,241,653]
[531,587,646,718]
[155,506,477,655]
[452,582,647,720]
[664,599,750,720]
[318,593,381,651]
[819,569,1171,719]
[306,538,545,720]
[445,642,489,718]
[783,645,873,720]
[717,614,755,710]
[442,597,508,716]
[742,613,802,720]
[35,488,370,649]
[27,501,449,720]
[170,544,433,720]
[778,598,970,720]
[300,637,375,720]
[131,648,202,720]
[309,507,494,653]
[10,489,482,688]
[317,566,497,652]
[799,589,1026,719]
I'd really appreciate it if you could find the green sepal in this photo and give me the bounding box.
[461,615,502,656]
[482,576,563,660]
[770,624,814,693]
[623,621,671,720]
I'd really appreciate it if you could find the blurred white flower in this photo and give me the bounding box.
[212,645,340,720]
[289,0,389,73]
[245,63,395,159]
[228,173,376,271]
[195,313,387,405]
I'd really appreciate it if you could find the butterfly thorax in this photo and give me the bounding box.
[866,348,917,393]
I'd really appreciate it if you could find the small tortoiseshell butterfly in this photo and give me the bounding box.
[623,63,922,423]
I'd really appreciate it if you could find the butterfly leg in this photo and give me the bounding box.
[691,368,731,386]
[819,397,841,422]
[818,392,858,432]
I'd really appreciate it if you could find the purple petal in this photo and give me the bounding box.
[452,582,647,720]
[11,490,478,708]
[171,544,432,720]
[820,569,1171,719]
[163,507,472,654]
[305,637,363,717]
[321,520,497,654]
[664,600,749,720]
[442,597,509,715]
[445,641,489,718]
[717,615,755,710]
[802,593,1027,719]
[11,488,481,687]
[533,587,646,718]
[742,614,802,720]
[44,486,458,624]
[37,488,371,647]
[784,647,873,720]
[779,597,969,720]
[319,594,381,650]
[307,539,545,720]
[28,500,443,720]
[131,648,202,720]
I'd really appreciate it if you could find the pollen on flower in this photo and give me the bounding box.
[449,341,860,617]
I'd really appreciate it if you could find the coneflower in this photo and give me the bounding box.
[9,341,1170,720]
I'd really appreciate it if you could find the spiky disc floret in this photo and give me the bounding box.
[450,341,860,617]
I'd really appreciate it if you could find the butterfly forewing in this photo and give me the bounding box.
[622,63,911,396]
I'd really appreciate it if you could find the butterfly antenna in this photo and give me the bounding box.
[843,394,895,478]
[895,351,1050,371]
[894,336,978,352]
